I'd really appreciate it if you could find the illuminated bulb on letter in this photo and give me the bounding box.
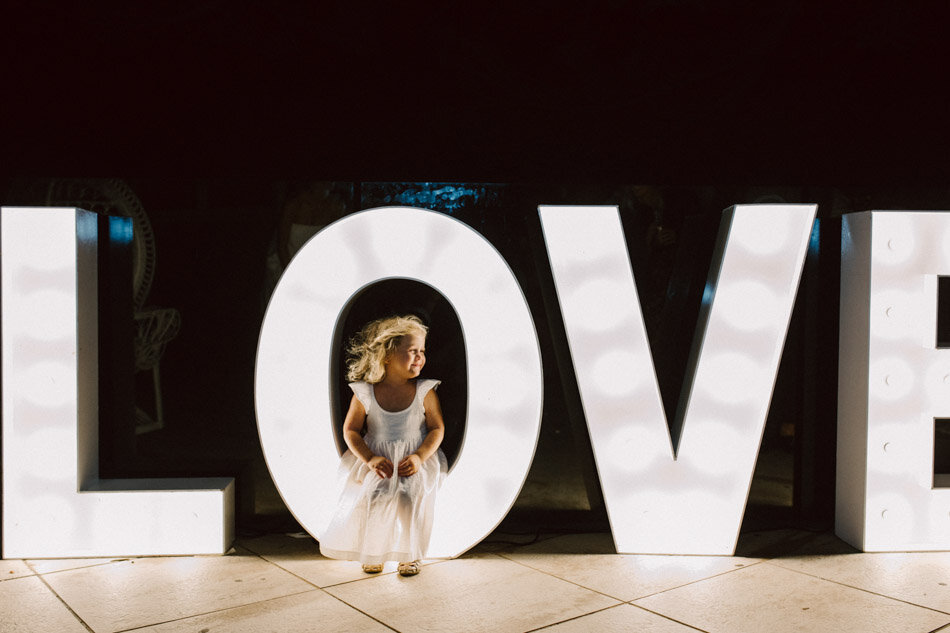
[838,211,950,552]
[257,207,543,560]
[540,203,816,555]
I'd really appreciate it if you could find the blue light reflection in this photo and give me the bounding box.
[108,216,133,246]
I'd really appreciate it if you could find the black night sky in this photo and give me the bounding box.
[3,3,948,183]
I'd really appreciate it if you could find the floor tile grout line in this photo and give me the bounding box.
[622,560,769,603]
[238,535,454,589]
[324,570,401,587]
[523,602,712,633]
[0,576,33,583]
[522,603,632,632]
[232,546,402,630]
[37,547,357,633]
[251,553,449,589]
[236,544,426,594]
[325,559,457,589]
[626,603,712,633]
[241,547,332,591]
[108,588,325,633]
[24,561,97,633]
[224,546,395,622]
[0,569,34,582]
[320,552,624,633]
[490,553,631,603]
[43,547,331,630]
[23,539,950,633]
[238,538,461,593]
[37,547,336,632]
[320,552,630,632]
[322,590,402,632]
[22,557,134,578]
[761,560,950,618]
[498,550,767,603]
[315,555,469,590]
[2,557,129,580]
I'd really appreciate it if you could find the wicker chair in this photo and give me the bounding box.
[17,178,180,433]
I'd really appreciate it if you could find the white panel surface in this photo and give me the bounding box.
[2,207,235,558]
[540,204,816,554]
[836,212,873,549]
[837,211,950,551]
[255,207,543,558]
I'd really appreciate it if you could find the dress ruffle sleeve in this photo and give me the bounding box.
[417,378,441,399]
[348,381,373,412]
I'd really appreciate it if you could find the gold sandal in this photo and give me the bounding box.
[397,561,421,576]
[361,563,383,574]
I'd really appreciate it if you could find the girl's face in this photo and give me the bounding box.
[386,333,426,380]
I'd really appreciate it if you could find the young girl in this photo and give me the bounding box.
[318,315,447,576]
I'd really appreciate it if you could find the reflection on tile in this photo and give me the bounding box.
[504,537,759,602]
[0,575,88,633]
[327,555,619,633]
[8,525,949,633]
[238,533,393,587]
[772,552,950,612]
[243,533,454,585]
[1,559,34,580]
[138,590,393,633]
[27,557,124,575]
[634,562,950,633]
[42,553,316,633]
[539,603,701,632]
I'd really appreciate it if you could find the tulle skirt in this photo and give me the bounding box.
[318,438,447,564]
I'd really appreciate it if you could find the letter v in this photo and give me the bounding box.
[539,204,816,554]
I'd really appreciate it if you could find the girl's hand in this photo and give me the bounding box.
[367,455,393,479]
[398,454,422,477]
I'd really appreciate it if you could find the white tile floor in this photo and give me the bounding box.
[3,529,950,633]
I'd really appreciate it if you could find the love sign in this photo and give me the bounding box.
[2,204,948,558]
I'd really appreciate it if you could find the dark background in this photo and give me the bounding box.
[3,3,948,182]
[3,3,950,540]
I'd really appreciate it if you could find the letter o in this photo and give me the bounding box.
[255,207,543,558]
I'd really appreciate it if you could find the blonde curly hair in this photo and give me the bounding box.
[345,314,428,383]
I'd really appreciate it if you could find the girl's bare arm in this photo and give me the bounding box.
[416,389,446,461]
[398,389,446,475]
[342,394,393,477]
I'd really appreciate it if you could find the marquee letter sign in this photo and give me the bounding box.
[540,204,816,554]
[8,203,946,558]
[255,207,543,559]
[837,211,950,551]
[1,207,235,558]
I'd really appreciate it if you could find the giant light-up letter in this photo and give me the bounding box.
[1,207,235,558]
[540,204,816,555]
[255,207,543,558]
[837,211,950,551]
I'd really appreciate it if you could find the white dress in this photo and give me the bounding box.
[318,378,447,564]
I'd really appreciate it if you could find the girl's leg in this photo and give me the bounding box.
[396,484,422,576]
